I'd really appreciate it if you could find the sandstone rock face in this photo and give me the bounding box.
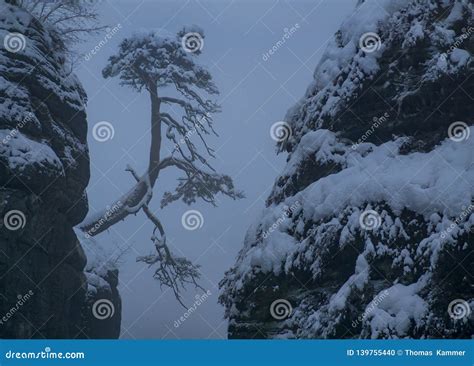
[220,0,473,339]
[0,2,120,338]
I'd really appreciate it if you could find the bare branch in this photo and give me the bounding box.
[136,200,203,307]
[18,0,107,50]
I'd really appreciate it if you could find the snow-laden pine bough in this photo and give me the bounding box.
[80,26,243,306]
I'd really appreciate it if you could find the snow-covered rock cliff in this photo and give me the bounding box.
[220,0,473,339]
[0,0,120,338]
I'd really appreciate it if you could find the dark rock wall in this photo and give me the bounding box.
[0,1,120,338]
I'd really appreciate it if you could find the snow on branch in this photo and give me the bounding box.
[159,156,244,208]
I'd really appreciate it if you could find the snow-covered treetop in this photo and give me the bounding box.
[102,27,216,94]
[102,26,223,174]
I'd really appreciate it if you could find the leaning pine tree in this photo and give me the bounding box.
[80,27,243,305]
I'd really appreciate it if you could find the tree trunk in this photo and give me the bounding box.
[80,87,162,236]
[148,87,162,185]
